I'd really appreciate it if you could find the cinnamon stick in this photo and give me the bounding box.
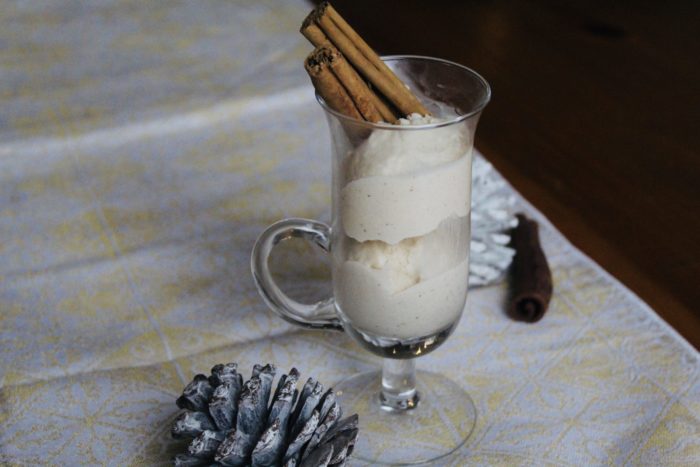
[367,88,399,123]
[304,51,362,121]
[508,214,553,323]
[301,2,428,118]
[301,18,397,123]
[324,3,427,115]
[306,46,386,122]
[315,13,419,117]
[323,47,384,122]
[300,21,328,47]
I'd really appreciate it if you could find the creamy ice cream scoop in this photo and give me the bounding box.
[340,114,472,245]
[346,114,465,180]
[345,215,470,294]
[335,115,473,339]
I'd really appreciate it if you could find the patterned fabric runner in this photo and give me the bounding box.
[1,1,698,465]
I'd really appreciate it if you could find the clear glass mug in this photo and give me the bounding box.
[252,56,490,464]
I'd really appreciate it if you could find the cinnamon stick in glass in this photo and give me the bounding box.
[302,20,397,123]
[301,2,428,118]
[304,50,362,121]
[324,3,425,113]
[323,47,385,123]
[306,46,387,123]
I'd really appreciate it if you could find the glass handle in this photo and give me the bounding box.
[251,218,343,331]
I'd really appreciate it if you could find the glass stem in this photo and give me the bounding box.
[380,358,420,411]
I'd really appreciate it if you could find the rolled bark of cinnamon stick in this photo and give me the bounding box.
[306,46,386,123]
[368,89,399,123]
[508,214,553,323]
[300,21,329,46]
[302,22,397,122]
[324,3,427,115]
[301,2,428,118]
[304,51,362,121]
[324,47,384,122]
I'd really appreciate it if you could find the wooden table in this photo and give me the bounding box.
[323,0,700,348]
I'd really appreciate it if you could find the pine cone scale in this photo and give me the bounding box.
[171,363,359,467]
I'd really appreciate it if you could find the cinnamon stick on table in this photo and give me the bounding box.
[301,2,427,118]
[508,214,553,323]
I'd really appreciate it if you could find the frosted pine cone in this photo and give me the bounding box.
[172,363,358,467]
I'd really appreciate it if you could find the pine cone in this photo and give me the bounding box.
[172,363,358,467]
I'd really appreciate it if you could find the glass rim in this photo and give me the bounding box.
[316,54,492,130]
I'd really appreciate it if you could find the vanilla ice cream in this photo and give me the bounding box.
[334,114,473,340]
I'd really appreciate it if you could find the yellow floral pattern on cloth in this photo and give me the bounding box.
[1,1,699,465]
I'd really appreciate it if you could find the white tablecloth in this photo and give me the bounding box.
[1,1,699,465]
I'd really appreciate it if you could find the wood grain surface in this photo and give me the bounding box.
[318,0,700,348]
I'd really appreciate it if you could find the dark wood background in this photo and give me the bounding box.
[319,0,700,348]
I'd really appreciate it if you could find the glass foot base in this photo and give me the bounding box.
[335,369,477,465]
